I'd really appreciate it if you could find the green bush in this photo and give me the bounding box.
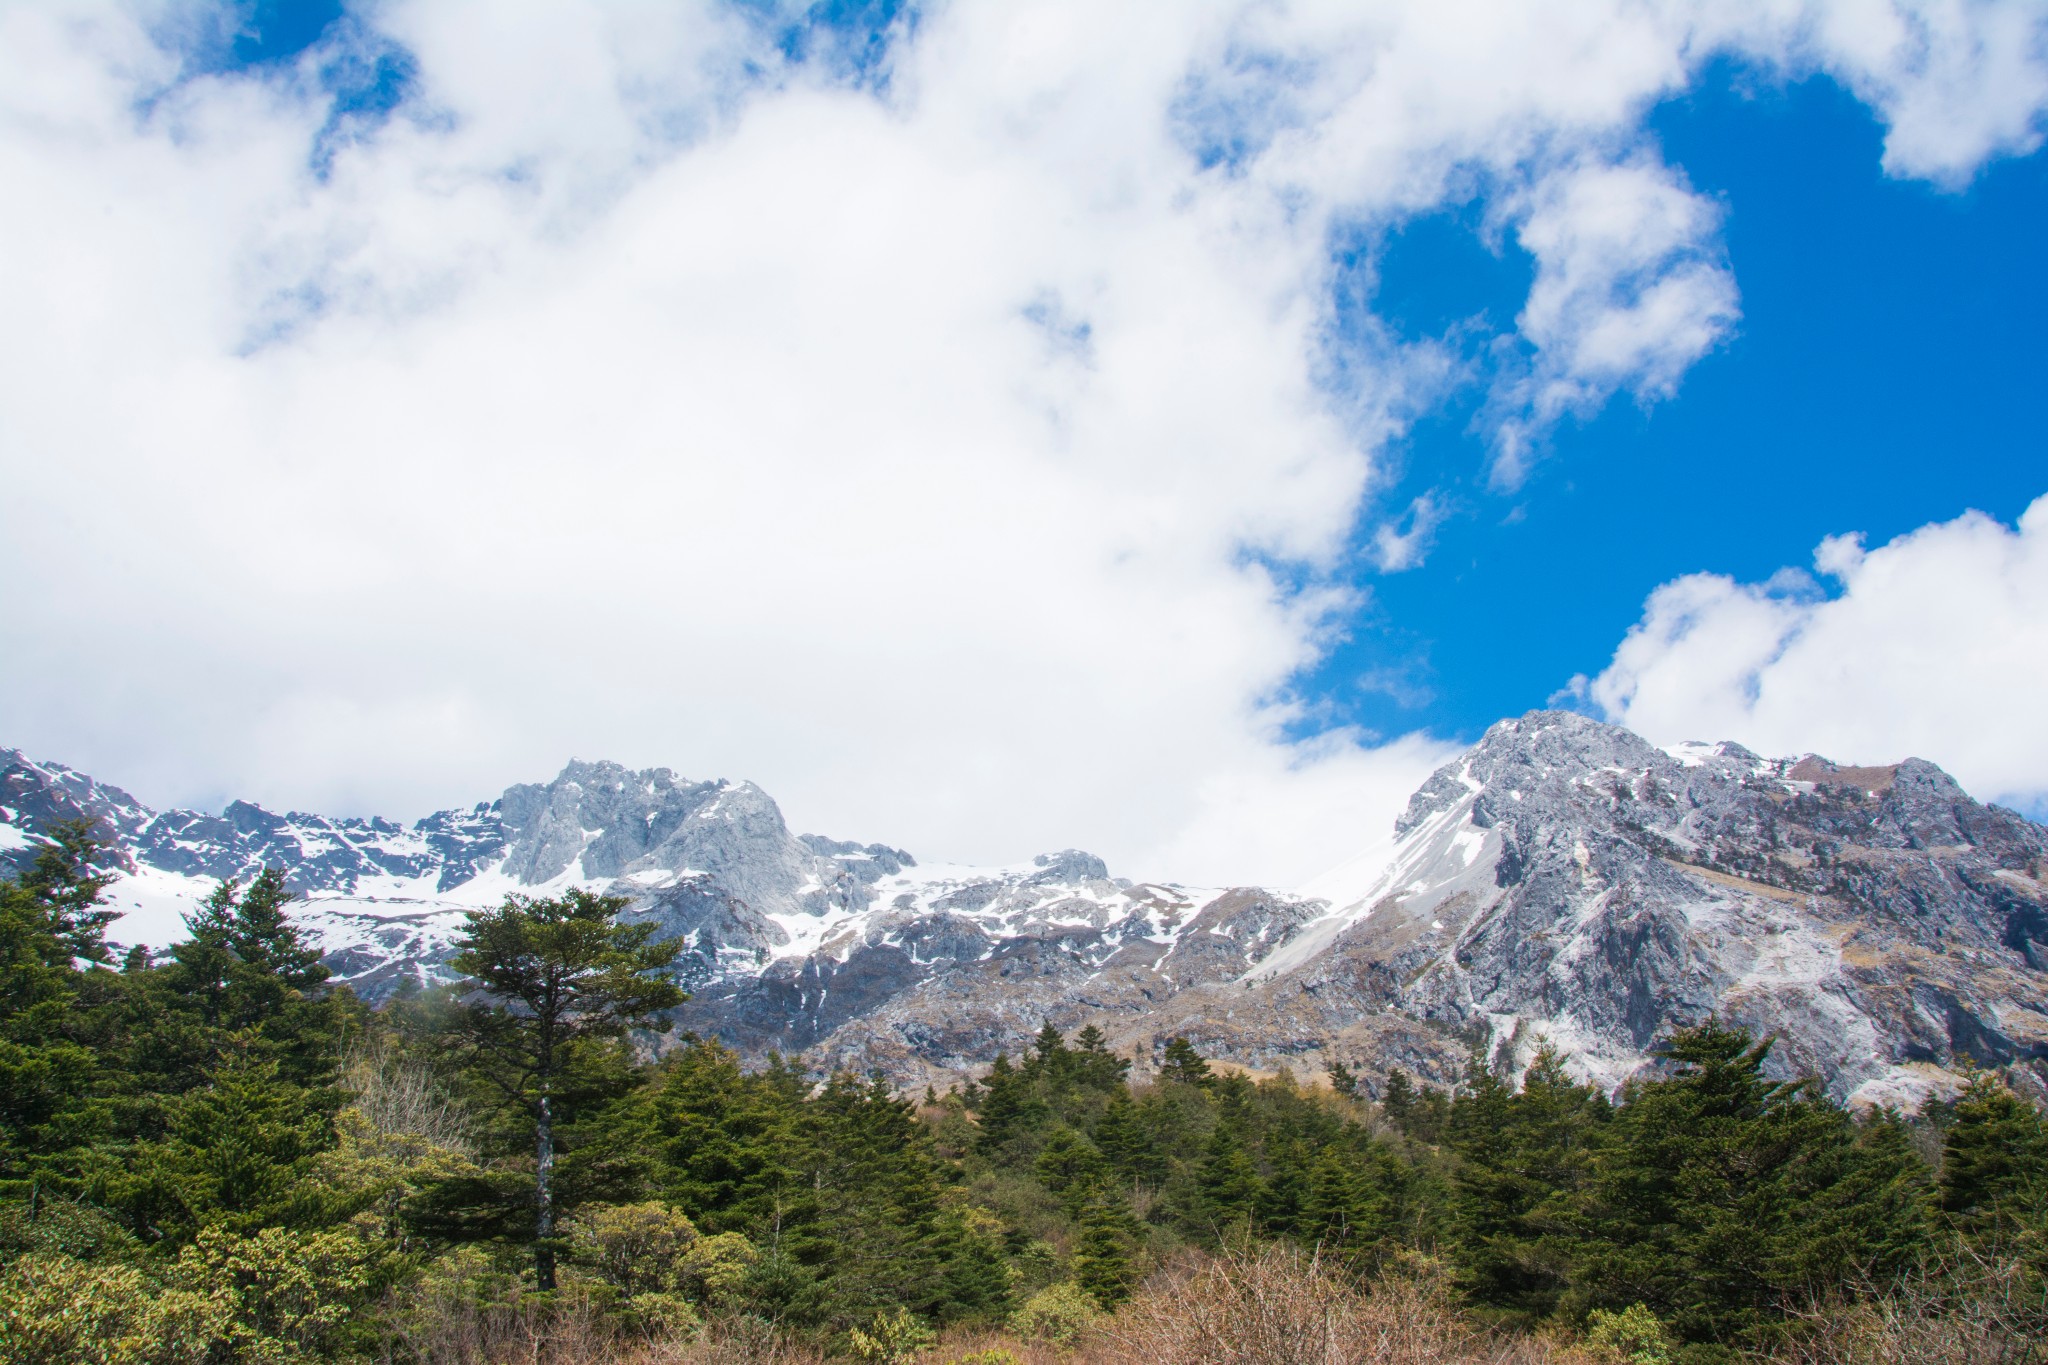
[844,1305,935,1362]
[1008,1280,1103,1344]
[1586,1302,1675,1364]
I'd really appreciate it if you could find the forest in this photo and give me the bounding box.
[2,823,2044,1364]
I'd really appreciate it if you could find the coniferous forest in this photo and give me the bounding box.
[4,825,2045,1364]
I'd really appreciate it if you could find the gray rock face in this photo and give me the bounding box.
[5,712,2044,1106]
[1201,711,2048,1106]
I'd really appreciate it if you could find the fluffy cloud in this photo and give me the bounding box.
[0,1,2042,887]
[1583,497,2048,809]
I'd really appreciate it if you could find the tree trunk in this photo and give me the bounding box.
[534,1086,556,1291]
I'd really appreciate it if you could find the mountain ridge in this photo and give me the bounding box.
[5,711,2044,1108]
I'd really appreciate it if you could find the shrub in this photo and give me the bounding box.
[568,1200,700,1298]
[1009,1281,1103,1345]
[682,1231,763,1312]
[1585,1304,1674,1364]
[0,1250,231,1365]
[845,1306,935,1363]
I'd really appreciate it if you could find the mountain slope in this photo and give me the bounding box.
[4,711,2044,1106]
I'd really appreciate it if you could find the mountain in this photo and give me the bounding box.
[4,711,2044,1106]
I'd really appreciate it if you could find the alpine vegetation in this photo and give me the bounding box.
[2,714,2045,1362]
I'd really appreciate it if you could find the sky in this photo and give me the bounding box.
[1,0,2045,887]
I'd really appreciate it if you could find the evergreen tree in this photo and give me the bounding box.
[1326,1061,1359,1098]
[0,827,116,1196]
[1159,1036,1214,1089]
[645,1039,801,1232]
[974,1053,1048,1157]
[1194,1124,1264,1237]
[1936,1072,2048,1241]
[1034,1125,1106,1215]
[1381,1068,1417,1132]
[1070,1024,1130,1090]
[1449,1048,1606,1319]
[1092,1090,1165,1190]
[149,868,352,1090]
[1073,1191,1141,1308]
[1027,1021,1072,1082]
[134,1052,332,1240]
[15,820,116,963]
[1571,1025,1928,1347]
[446,888,684,1290]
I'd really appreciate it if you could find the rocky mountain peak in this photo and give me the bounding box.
[3,713,2043,1106]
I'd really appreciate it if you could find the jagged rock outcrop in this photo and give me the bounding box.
[4,711,2044,1107]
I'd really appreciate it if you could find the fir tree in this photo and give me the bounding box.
[447,888,684,1290]
[1381,1068,1417,1132]
[0,829,117,1195]
[1073,1191,1141,1308]
[644,1039,802,1232]
[1034,1124,1106,1214]
[1449,1048,1606,1318]
[1092,1090,1165,1189]
[1194,1124,1264,1238]
[1937,1072,2048,1240]
[1571,1025,1927,1347]
[974,1052,1048,1157]
[1159,1036,1214,1089]
[1070,1023,1130,1090]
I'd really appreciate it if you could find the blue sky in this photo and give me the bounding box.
[197,0,2048,749]
[3,1,2045,880]
[1318,70,2048,749]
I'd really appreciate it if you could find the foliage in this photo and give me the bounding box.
[441,888,686,1290]
[1585,1303,1675,1364]
[843,1305,935,1362]
[1008,1280,1104,1344]
[4,838,2045,1360]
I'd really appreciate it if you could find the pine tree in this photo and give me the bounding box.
[1074,1191,1141,1308]
[1937,1072,2048,1241]
[0,827,117,1195]
[447,888,685,1290]
[1326,1061,1359,1098]
[1092,1090,1165,1189]
[1195,1124,1265,1238]
[1034,1125,1106,1215]
[1159,1036,1214,1089]
[1572,1025,1926,1347]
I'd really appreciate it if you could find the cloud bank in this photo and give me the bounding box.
[0,1,2043,885]
[1584,496,2048,813]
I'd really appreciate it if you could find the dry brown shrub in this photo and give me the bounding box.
[1762,1247,2047,1365]
[390,1288,633,1365]
[1075,1244,1603,1365]
[659,1315,826,1365]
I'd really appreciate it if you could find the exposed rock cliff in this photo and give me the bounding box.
[5,710,2043,1107]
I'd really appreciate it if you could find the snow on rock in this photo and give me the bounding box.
[6,713,2046,1106]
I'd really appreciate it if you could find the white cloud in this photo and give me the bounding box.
[1584,497,2048,808]
[1489,156,1740,486]
[1370,492,1445,572]
[0,0,2043,887]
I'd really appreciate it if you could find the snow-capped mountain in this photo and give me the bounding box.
[1075,711,2048,1109]
[5,711,2044,1107]
[0,748,1304,1021]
